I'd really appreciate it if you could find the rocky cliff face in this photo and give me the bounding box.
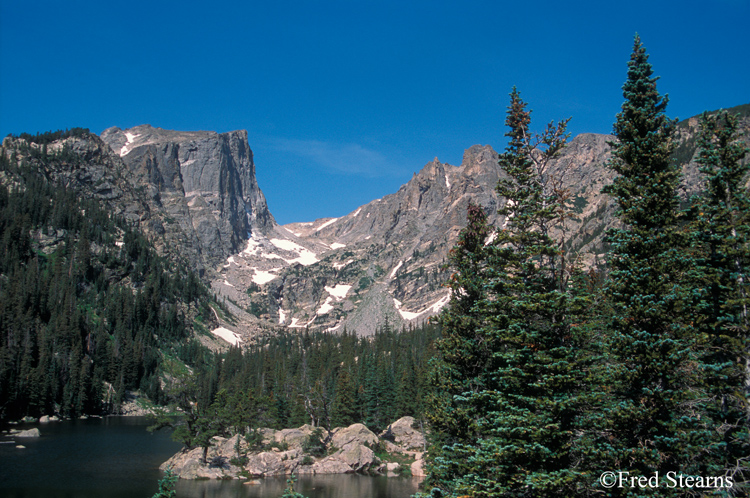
[1,131,154,227]
[214,143,507,335]
[213,105,750,338]
[3,125,276,283]
[100,125,275,271]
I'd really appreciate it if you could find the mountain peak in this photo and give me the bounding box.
[100,125,274,268]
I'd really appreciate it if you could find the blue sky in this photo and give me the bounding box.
[1,1,748,224]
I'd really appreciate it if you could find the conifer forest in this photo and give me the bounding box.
[422,36,749,497]
[1,35,748,497]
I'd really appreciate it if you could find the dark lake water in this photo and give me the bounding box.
[0,417,423,498]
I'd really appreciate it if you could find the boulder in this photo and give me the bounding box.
[334,442,377,472]
[274,425,315,450]
[215,434,246,457]
[15,428,40,438]
[245,451,286,477]
[380,417,425,450]
[161,446,236,479]
[411,455,426,477]
[298,456,353,475]
[330,423,378,450]
[386,462,400,476]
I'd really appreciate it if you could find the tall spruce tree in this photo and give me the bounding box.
[688,110,750,488]
[596,35,709,493]
[425,202,493,490]
[426,87,585,497]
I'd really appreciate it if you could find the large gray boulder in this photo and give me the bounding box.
[333,442,377,472]
[330,423,378,450]
[411,454,426,477]
[381,416,425,450]
[245,451,286,477]
[297,456,353,475]
[161,445,238,479]
[273,424,316,450]
[14,428,41,438]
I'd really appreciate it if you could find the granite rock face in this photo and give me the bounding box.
[101,125,275,269]
[218,144,507,335]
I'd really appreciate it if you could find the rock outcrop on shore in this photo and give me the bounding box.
[162,416,426,480]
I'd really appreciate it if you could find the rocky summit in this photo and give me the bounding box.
[100,125,275,272]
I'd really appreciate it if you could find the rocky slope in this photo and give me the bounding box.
[214,134,619,335]
[212,106,750,337]
[212,144,508,335]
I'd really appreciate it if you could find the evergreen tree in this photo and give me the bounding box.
[688,110,750,487]
[332,367,358,427]
[424,202,492,488]
[151,467,177,498]
[426,87,584,497]
[596,34,708,493]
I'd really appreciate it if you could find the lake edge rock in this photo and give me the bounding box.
[161,416,426,480]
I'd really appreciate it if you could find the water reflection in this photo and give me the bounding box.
[0,417,423,498]
[176,474,423,498]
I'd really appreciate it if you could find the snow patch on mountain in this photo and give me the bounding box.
[393,298,421,320]
[316,218,339,232]
[252,269,278,285]
[119,132,141,157]
[389,261,403,279]
[212,327,242,346]
[242,236,264,256]
[270,238,319,265]
[325,284,352,300]
[393,292,450,321]
[317,297,335,316]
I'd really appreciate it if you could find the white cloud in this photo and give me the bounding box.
[268,137,404,177]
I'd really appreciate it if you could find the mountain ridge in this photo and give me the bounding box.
[4,104,748,340]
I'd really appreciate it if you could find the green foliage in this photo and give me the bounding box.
[425,87,588,497]
[302,427,327,457]
[591,36,710,493]
[151,467,177,498]
[279,475,308,498]
[9,127,91,145]
[0,146,214,422]
[422,36,750,497]
[685,110,750,483]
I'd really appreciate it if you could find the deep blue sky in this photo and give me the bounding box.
[2,1,748,224]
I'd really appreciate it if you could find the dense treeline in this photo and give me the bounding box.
[0,147,213,422]
[422,36,749,497]
[154,322,440,459]
[6,127,91,145]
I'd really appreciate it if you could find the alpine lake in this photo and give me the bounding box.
[0,417,423,498]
